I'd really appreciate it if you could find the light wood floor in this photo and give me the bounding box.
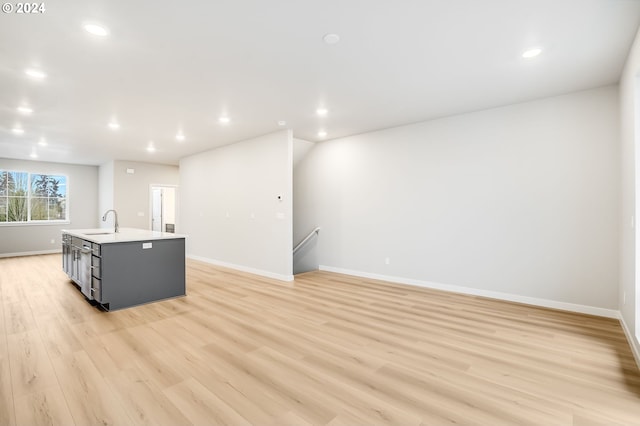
[0,254,639,425]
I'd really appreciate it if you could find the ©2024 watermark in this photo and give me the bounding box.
[2,2,45,13]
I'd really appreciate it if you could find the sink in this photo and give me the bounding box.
[83,232,114,235]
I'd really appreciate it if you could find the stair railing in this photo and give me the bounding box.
[293,227,320,255]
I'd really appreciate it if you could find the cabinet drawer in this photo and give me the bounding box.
[91,276,102,302]
[91,255,101,278]
[92,243,101,256]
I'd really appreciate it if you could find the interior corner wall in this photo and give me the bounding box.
[294,85,620,310]
[180,130,293,280]
[0,158,98,256]
[111,161,179,230]
[620,26,640,352]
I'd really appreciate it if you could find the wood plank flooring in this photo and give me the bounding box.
[0,253,639,425]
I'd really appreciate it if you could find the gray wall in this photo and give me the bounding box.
[0,158,98,256]
[98,160,114,225]
[294,86,620,311]
[180,130,293,280]
[103,161,179,230]
[619,26,640,357]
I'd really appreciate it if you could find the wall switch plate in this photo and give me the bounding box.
[276,212,285,220]
[138,212,144,216]
[50,239,55,244]
[385,257,390,265]
[126,168,135,174]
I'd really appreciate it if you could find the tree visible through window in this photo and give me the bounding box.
[0,170,68,223]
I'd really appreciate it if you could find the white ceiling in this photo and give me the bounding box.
[1,0,639,166]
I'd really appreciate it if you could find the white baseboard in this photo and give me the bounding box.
[188,254,294,282]
[618,313,640,370]
[0,249,61,259]
[319,265,620,319]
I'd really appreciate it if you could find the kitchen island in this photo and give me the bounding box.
[62,227,186,311]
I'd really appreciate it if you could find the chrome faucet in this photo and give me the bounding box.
[102,209,119,233]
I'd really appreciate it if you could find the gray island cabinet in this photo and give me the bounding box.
[62,228,186,311]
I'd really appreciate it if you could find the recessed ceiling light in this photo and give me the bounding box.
[316,108,328,116]
[25,69,46,80]
[277,120,286,126]
[522,48,542,59]
[108,121,120,130]
[84,23,109,37]
[12,127,24,135]
[176,132,185,141]
[146,143,156,153]
[17,106,33,114]
[323,33,340,45]
[219,116,230,124]
[317,130,327,138]
[38,138,47,146]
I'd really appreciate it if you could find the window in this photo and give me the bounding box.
[0,170,68,223]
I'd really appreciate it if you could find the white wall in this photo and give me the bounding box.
[293,137,315,244]
[180,130,293,280]
[110,161,179,230]
[0,158,98,256]
[293,138,315,169]
[293,137,318,274]
[619,26,640,357]
[295,86,620,312]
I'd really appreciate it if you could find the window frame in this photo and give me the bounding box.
[0,169,70,226]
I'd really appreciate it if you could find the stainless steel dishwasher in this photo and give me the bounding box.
[78,240,93,300]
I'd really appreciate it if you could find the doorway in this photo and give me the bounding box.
[150,185,178,233]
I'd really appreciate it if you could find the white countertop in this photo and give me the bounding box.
[62,227,186,244]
